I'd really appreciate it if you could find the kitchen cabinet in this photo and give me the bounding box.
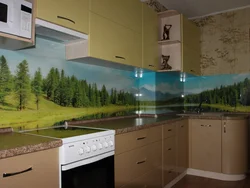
[36,0,89,34]
[177,119,189,174]
[0,0,36,50]
[66,12,142,69]
[89,0,142,34]
[222,119,248,174]
[157,11,200,75]
[115,125,162,188]
[142,4,159,71]
[0,148,59,188]
[190,119,222,173]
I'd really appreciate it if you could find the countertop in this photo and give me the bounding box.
[69,115,186,134]
[178,112,249,120]
[0,128,62,159]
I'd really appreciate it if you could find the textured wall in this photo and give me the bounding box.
[193,7,250,75]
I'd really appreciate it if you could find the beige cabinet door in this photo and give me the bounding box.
[222,119,248,174]
[142,4,159,71]
[90,0,142,33]
[177,119,189,174]
[37,0,89,34]
[191,119,222,173]
[181,15,201,75]
[0,148,59,188]
[163,136,177,186]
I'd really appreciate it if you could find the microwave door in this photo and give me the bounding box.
[0,0,20,36]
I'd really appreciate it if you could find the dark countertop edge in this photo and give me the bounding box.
[0,139,62,160]
[115,117,188,135]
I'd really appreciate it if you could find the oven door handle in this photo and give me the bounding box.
[61,151,114,171]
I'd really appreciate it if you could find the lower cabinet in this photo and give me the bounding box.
[0,148,59,188]
[190,119,222,173]
[222,119,248,174]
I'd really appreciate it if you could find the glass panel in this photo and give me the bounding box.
[62,156,114,188]
[0,3,8,23]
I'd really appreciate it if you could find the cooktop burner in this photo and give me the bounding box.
[24,126,105,139]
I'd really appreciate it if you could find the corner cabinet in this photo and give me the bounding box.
[36,0,89,34]
[222,119,248,174]
[66,12,142,69]
[0,148,59,188]
[157,11,201,75]
[142,4,159,71]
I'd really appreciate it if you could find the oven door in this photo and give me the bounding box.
[61,152,114,188]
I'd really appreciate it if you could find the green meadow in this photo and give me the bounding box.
[0,93,135,130]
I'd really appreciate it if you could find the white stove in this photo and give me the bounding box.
[22,124,115,188]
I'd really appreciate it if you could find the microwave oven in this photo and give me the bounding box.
[0,0,32,39]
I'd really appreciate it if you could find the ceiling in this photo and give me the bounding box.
[157,0,250,18]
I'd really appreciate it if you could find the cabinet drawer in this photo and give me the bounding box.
[0,148,59,188]
[116,126,162,155]
[122,168,162,188]
[163,123,176,139]
[115,146,150,188]
[163,137,177,185]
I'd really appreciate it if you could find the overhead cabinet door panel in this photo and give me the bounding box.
[37,0,89,34]
[90,0,142,33]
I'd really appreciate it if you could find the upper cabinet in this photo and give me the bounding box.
[36,0,89,34]
[157,10,201,75]
[142,4,159,71]
[66,11,142,69]
[90,0,142,34]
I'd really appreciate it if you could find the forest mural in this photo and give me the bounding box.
[0,37,138,130]
[184,73,250,112]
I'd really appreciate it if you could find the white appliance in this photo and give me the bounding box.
[21,125,115,188]
[0,0,32,39]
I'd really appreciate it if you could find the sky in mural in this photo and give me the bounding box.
[184,73,250,95]
[0,37,137,93]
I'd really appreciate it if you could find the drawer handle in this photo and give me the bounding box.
[168,129,172,132]
[168,169,174,173]
[115,56,126,60]
[168,148,172,151]
[137,159,146,165]
[201,125,204,127]
[57,16,75,24]
[3,167,32,178]
[181,125,184,128]
[137,136,146,140]
[207,125,212,127]
[148,64,155,67]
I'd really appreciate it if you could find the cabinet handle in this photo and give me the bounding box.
[115,56,126,60]
[181,125,184,128]
[148,64,155,67]
[3,167,32,178]
[201,125,204,127]
[137,159,146,165]
[224,122,226,133]
[168,129,172,132]
[190,69,195,73]
[207,125,212,127]
[168,169,174,173]
[57,16,75,24]
[137,136,146,140]
[168,148,172,151]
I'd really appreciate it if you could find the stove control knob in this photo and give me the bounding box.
[98,143,103,150]
[103,142,109,148]
[79,148,84,155]
[84,146,91,153]
[109,141,114,147]
[92,145,97,151]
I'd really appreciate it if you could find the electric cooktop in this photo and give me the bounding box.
[24,126,106,139]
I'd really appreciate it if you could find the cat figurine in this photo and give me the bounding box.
[161,55,172,70]
[162,24,172,40]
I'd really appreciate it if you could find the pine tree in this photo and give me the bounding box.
[0,56,12,104]
[15,60,31,110]
[31,68,43,110]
